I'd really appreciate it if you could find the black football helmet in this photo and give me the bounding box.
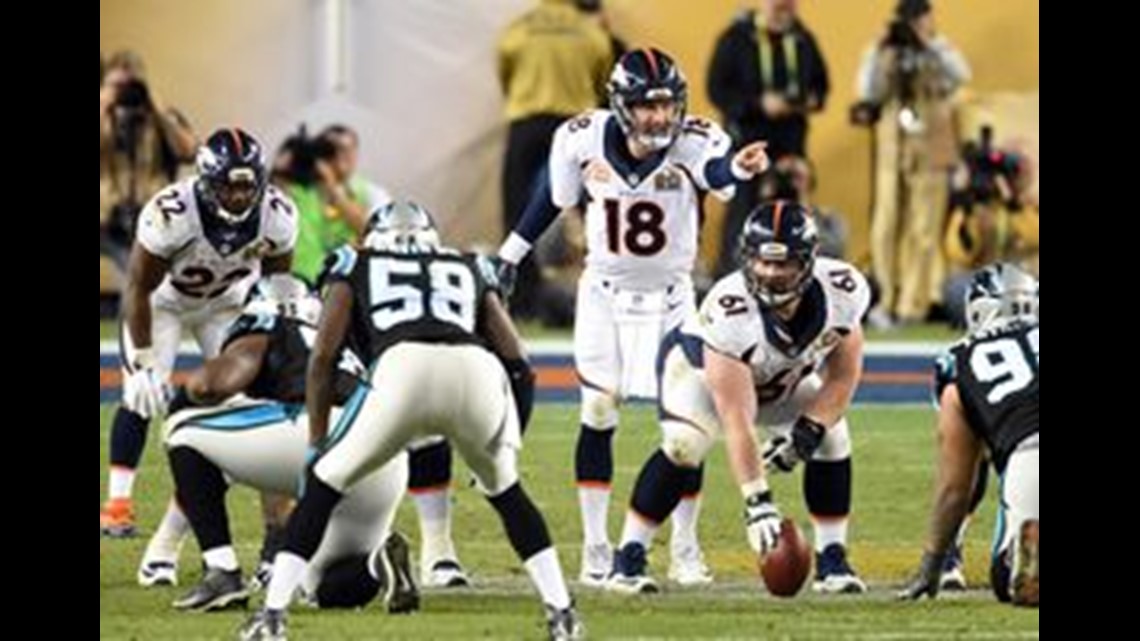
[196,128,268,224]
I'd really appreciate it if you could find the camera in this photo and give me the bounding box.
[275,125,339,187]
[112,78,153,154]
[884,18,923,51]
[957,126,1023,213]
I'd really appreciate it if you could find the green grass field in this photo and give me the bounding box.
[99,403,1038,640]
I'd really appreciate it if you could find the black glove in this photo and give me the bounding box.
[898,551,947,601]
[489,256,518,299]
[791,415,827,461]
[166,385,202,415]
[502,358,535,435]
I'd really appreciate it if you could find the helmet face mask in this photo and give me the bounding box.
[363,201,441,254]
[609,49,688,152]
[745,254,812,309]
[197,129,267,225]
[738,201,819,310]
[244,274,322,326]
[964,263,1039,333]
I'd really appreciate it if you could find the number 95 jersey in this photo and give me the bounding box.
[693,257,870,406]
[549,110,736,290]
[136,177,298,312]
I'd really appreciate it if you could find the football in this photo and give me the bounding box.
[760,519,813,597]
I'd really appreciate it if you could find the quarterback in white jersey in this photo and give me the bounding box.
[608,201,872,595]
[101,128,298,539]
[497,48,770,587]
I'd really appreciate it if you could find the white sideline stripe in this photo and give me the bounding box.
[99,340,944,357]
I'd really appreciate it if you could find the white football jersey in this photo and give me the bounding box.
[136,178,298,312]
[693,257,871,405]
[549,110,735,290]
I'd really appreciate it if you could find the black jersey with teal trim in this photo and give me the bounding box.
[222,313,361,406]
[935,319,1039,472]
[322,245,500,365]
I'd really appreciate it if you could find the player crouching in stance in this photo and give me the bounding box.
[241,202,581,641]
[608,202,870,594]
[163,274,416,614]
[900,264,1039,607]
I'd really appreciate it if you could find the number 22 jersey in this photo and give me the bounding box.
[136,177,298,312]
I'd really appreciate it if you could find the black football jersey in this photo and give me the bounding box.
[934,319,1039,472]
[322,245,500,366]
[222,314,364,406]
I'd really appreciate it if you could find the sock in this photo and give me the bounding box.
[108,407,149,500]
[108,466,136,501]
[523,548,572,610]
[576,426,615,547]
[670,464,705,552]
[203,546,239,572]
[143,500,189,564]
[265,552,308,610]
[619,510,659,550]
[805,458,852,552]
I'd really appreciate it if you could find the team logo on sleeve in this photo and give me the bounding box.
[654,168,683,192]
[242,238,278,261]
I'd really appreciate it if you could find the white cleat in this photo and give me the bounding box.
[421,559,471,589]
[137,560,178,588]
[940,566,968,592]
[668,545,713,586]
[578,543,613,588]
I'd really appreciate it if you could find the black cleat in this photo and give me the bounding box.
[239,608,287,641]
[172,567,249,612]
[545,602,585,640]
[369,531,421,614]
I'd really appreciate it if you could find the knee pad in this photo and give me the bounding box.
[661,420,714,468]
[813,418,852,462]
[580,387,619,429]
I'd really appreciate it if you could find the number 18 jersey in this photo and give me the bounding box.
[548,110,736,290]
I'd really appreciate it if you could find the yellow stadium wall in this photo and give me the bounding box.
[605,0,1039,267]
[101,0,1037,268]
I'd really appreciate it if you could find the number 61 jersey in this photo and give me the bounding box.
[136,177,298,312]
[691,257,871,406]
[322,246,500,365]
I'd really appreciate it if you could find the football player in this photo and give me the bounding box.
[162,275,415,613]
[496,48,770,586]
[900,264,1039,607]
[241,202,579,641]
[608,202,870,594]
[101,128,298,540]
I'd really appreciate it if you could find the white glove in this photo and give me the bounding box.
[123,348,168,419]
[762,435,800,473]
[744,491,782,555]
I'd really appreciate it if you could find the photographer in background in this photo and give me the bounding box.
[942,127,1039,327]
[758,154,848,260]
[851,0,969,327]
[99,50,198,269]
[707,0,830,276]
[272,125,393,282]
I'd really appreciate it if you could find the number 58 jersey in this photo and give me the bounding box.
[136,177,298,312]
[322,246,500,366]
[549,110,736,290]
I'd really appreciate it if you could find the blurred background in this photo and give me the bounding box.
[100,0,1038,329]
